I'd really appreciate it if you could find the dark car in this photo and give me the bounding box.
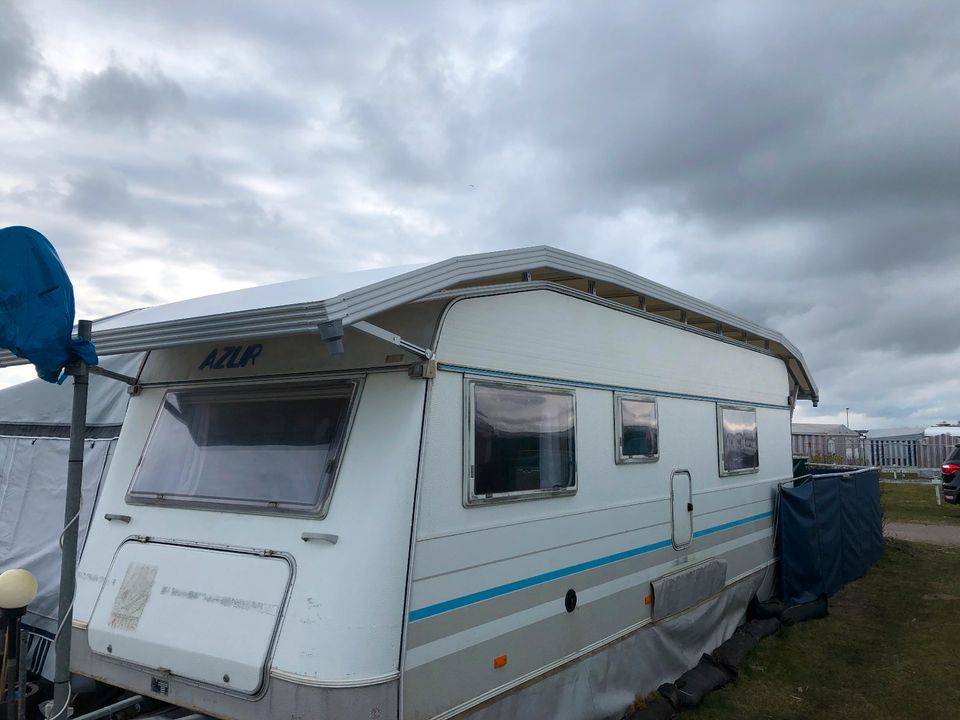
[941,445,960,504]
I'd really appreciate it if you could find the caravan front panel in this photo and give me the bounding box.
[72,334,430,719]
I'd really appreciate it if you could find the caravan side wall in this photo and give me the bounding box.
[403,290,791,720]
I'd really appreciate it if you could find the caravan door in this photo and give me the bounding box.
[670,470,693,549]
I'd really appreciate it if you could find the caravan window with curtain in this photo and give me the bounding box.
[615,394,659,463]
[128,380,358,515]
[466,381,576,504]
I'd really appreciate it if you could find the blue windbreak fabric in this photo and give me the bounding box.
[778,480,822,604]
[840,475,864,584]
[813,477,843,596]
[779,468,883,605]
[0,226,97,382]
[857,472,884,565]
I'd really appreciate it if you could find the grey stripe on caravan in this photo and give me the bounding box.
[403,544,772,720]
[416,512,671,584]
[406,534,772,669]
[407,517,771,650]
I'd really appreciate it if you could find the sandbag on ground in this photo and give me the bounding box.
[658,654,734,710]
[747,595,785,620]
[780,594,828,626]
[624,695,676,720]
[739,616,781,640]
[712,629,760,673]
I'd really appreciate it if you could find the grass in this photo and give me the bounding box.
[879,470,921,480]
[881,482,960,525]
[675,539,960,720]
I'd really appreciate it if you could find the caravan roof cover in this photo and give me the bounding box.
[0,246,818,402]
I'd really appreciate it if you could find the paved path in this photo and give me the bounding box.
[885,522,960,546]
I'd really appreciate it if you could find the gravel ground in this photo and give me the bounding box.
[884,521,960,546]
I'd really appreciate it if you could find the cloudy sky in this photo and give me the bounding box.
[2,0,959,429]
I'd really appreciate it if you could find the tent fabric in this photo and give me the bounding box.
[0,226,98,383]
[0,437,115,629]
[0,353,142,429]
[0,354,138,679]
[778,468,883,605]
[0,435,117,680]
[0,423,121,439]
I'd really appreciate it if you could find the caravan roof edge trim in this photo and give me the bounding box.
[0,246,818,402]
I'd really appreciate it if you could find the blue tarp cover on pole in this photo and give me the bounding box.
[0,226,97,382]
[778,468,883,605]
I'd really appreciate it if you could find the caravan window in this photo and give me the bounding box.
[128,381,357,515]
[615,394,658,463]
[467,381,576,504]
[718,405,759,476]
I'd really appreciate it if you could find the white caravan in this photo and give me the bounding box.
[1,247,817,720]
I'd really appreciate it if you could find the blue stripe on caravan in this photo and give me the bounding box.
[408,510,774,623]
[437,364,790,410]
[408,538,672,623]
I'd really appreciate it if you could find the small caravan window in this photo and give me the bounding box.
[718,405,759,476]
[128,381,357,515]
[615,394,658,463]
[467,381,576,504]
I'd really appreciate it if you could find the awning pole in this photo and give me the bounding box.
[52,320,92,718]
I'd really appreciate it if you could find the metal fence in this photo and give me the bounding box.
[792,433,867,464]
[793,431,960,470]
[866,434,959,469]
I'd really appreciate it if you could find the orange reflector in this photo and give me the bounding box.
[644,594,653,605]
[494,655,508,669]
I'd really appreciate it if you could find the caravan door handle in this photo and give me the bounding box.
[301,532,339,544]
[686,502,693,512]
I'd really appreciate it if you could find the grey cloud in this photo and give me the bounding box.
[493,2,960,221]
[342,37,477,186]
[55,63,187,131]
[795,347,960,426]
[0,0,40,103]
[190,85,302,130]
[85,274,163,307]
[2,179,62,208]
[4,0,960,427]
[63,172,143,225]
[105,156,236,200]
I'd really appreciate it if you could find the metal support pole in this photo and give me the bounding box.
[69,694,145,720]
[52,320,92,718]
[3,609,25,720]
[5,615,16,720]
[16,622,26,720]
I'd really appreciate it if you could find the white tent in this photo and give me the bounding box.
[0,353,142,679]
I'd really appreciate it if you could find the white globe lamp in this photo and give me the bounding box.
[0,569,38,610]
